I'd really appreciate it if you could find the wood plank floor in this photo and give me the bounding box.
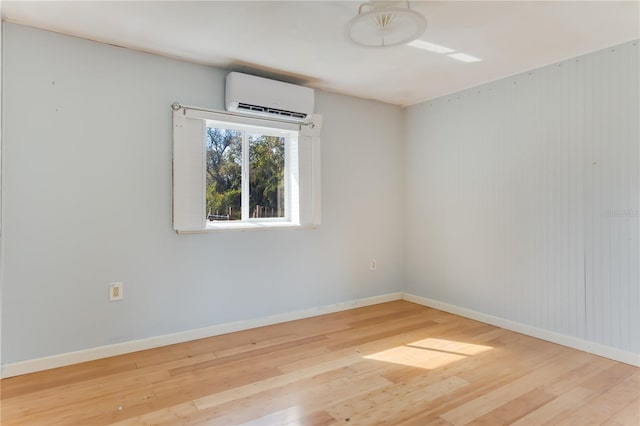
[1,301,638,425]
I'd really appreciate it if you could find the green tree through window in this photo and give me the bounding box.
[206,127,242,220]
[249,134,285,218]
[206,127,286,221]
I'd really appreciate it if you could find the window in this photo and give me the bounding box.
[205,122,290,223]
[172,107,321,233]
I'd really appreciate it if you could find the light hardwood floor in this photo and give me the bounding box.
[1,301,638,425]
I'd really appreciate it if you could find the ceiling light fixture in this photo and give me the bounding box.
[448,53,482,63]
[346,1,427,48]
[407,40,455,54]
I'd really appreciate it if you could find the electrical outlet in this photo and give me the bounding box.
[109,282,123,301]
[370,259,377,271]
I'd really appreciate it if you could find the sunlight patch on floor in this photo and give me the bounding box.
[364,338,493,369]
[410,338,493,355]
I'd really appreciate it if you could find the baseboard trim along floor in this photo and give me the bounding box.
[1,292,402,378]
[3,291,637,378]
[403,293,640,368]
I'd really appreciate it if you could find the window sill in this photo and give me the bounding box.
[176,221,317,234]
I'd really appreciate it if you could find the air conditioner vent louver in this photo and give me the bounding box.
[225,72,314,123]
[237,103,308,120]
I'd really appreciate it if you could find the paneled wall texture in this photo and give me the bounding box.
[405,41,639,354]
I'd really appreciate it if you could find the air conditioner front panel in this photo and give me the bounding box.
[225,72,314,121]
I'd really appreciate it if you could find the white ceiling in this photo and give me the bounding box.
[2,1,639,106]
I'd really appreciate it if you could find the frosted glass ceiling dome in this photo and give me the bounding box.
[346,1,427,48]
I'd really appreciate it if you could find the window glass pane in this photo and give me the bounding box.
[249,134,285,218]
[206,127,242,221]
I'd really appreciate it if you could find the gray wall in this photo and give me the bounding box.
[405,41,639,354]
[1,23,404,363]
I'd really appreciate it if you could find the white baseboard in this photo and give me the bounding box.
[1,292,403,378]
[402,293,640,367]
[4,291,637,378]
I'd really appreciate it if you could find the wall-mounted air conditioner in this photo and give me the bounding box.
[225,72,315,122]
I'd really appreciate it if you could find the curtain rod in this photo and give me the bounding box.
[170,102,316,128]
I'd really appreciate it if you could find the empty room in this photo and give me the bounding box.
[0,1,638,425]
